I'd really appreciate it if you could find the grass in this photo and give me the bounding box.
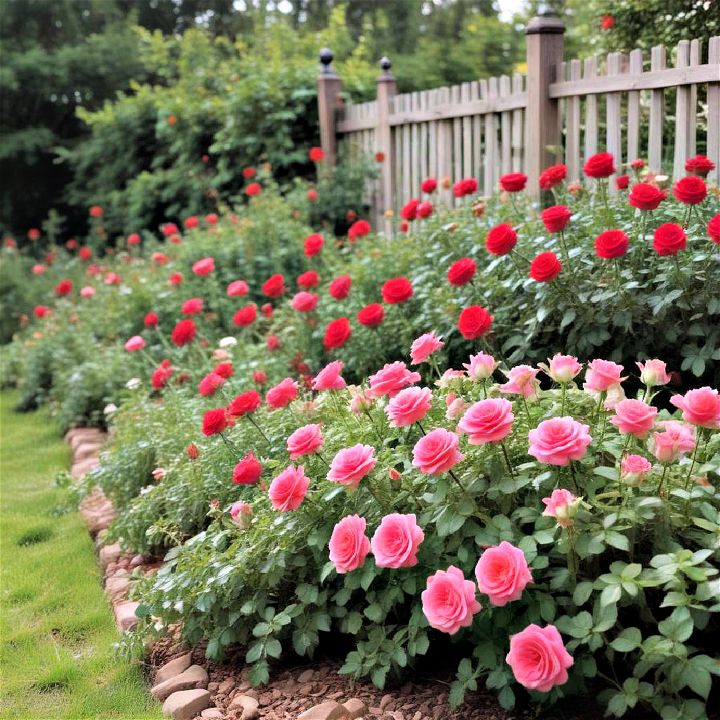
[0,391,162,719]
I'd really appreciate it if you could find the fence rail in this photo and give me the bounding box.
[316,16,720,234]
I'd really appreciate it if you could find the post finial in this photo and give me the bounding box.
[525,14,565,35]
[380,56,391,72]
[319,47,335,74]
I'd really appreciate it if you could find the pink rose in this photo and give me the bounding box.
[291,291,319,312]
[475,541,532,606]
[386,387,432,427]
[266,377,298,409]
[80,285,95,298]
[410,332,444,365]
[670,387,720,428]
[636,359,671,387]
[328,515,370,573]
[371,513,424,568]
[499,365,540,399]
[268,465,310,511]
[327,444,376,489]
[445,393,468,421]
[540,354,582,384]
[584,359,627,392]
[457,399,515,445]
[312,360,346,391]
[506,624,574,692]
[349,387,373,414]
[542,488,579,527]
[412,428,464,475]
[227,279,249,297]
[229,500,252,529]
[620,454,652,486]
[421,566,482,634]
[287,424,324,459]
[650,421,696,463]
[610,399,658,438]
[436,369,466,388]
[529,417,592,466]
[192,256,215,276]
[125,335,145,352]
[463,351,499,381]
[368,361,421,398]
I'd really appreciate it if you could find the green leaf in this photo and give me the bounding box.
[265,638,282,658]
[245,641,263,663]
[498,685,515,710]
[573,581,594,606]
[601,584,622,607]
[371,667,388,689]
[605,531,630,551]
[610,627,642,652]
[364,603,384,622]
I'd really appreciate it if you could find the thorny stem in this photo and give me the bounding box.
[655,465,669,496]
[247,415,271,446]
[500,441,515,477]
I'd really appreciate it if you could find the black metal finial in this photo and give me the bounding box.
[380,56,392,72]
[319,47,334,73]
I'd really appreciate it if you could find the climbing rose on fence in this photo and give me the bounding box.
[506,625,574,692]
[421,566,482,634]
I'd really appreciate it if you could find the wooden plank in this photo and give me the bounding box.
[462,82,473,179]
[402,95,411,204]
[626,49,643,165]
[688,39,701,159]
[411,91,420,198]
[511,74,524,172]
[648,45,666,173]
[428,89,438,182]
[471,81,482,178]
[499,75,512,174]
[393,95,402,215]
[437,87,453,206]
[548,62,720,98]
[584,56,598,160]
[419,91,429,190]
[708,37,720,182]
[606,52,624,194]
[479,79,490,194]
[452,84,463,187]
[673,40,692,179]
[484,78,500,194]
[566,59,582,180]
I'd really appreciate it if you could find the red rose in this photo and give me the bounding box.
[192,257,215,276]
[304,233,324,257]
[233,304,257,326]
[34,305,50,318]
[171,318,196,345]
[309,146,325,162]
[401,199,420,221]
[66,239,78,250]
[233,453,263,485]
[261,303,273,318]
[541,206,571,234]
[127,232,141,245]
[348,219,371,242]
[417,201,433,219]
[324,317,352,349]
[307,189,318,202]
[227,390,261,417]
[615,174,630,190]
[184,215,199,229]
[182,297,203,315]
[187,443,199,460]
[452,177,478,197]
[458,305,493,340]
[152,361,174,390]
[529,252,562,282]
[169,272,183,285]
[628,183,666,210]
[485,223,517,255]
[161,223,178,236]
[267,335,280,351]
[595,230,629,259]
[421,178,437,194]
[144,311,159,328]
[214,362,234,378]
[601,14,615,30]
[55,279,73,296]
[253,370,268,384]
[27,228,41,241]
[685,155,715,177]
[206,213,218,225]
[653,223,686,256]
[539,164,567,190]
[447,257,477,286]
[673,176,707,205]
[199,372,225,397]
[500,172,527,193]
[583,152,615,178]
[89,205,103,218]
[297,270,319,288]
[242,167,256,179]
[262,273,286,298]
[381,277,413,304]
[245,182,262,197]
[79,247,92,260]
[202,408,229,436]
[329,275,351,300]
[400,221,409,233]
[630,158,645,170]
[357,303,384,327]
[708,214,720,244]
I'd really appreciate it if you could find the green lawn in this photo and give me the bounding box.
[0,391,161,719]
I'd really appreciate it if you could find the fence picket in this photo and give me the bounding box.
[583,56,598,161]
[626,49,643,165]
[471,81,482,179]
[402,95,411,204]
[688,39,701,159]
[606,52,624,193]
[511,74,524,172]
[648,45,666,172]
[452,84,463,195]
[499,75,512,175]
[566,59,582,180]
[437,88,452,206]
[708,37,720,181]
[419,91,429,190]
[673,40,692,179]
[411,92,420,198]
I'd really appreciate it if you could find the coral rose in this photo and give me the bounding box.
[528,417,592,466]
[329,515,370,573]
[268,465,310,511]
[291,291,319,312]
[458,398,514,445]
[475,541,532,606]
[327,444,376,489]
[369,361,421,398]
[371,513,424,568]
[412,428,464,475]
[227,279,249,297]
[386,387,432,427]
[125,335,145,352]
[422,566,482,634]
[506,624,573,692]
[192,257,215,276]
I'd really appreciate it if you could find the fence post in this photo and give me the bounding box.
[317,48,342,166]
[525,14,565,199]
[376,57,397,237]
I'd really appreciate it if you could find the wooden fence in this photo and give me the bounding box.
[316,15,720,234]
